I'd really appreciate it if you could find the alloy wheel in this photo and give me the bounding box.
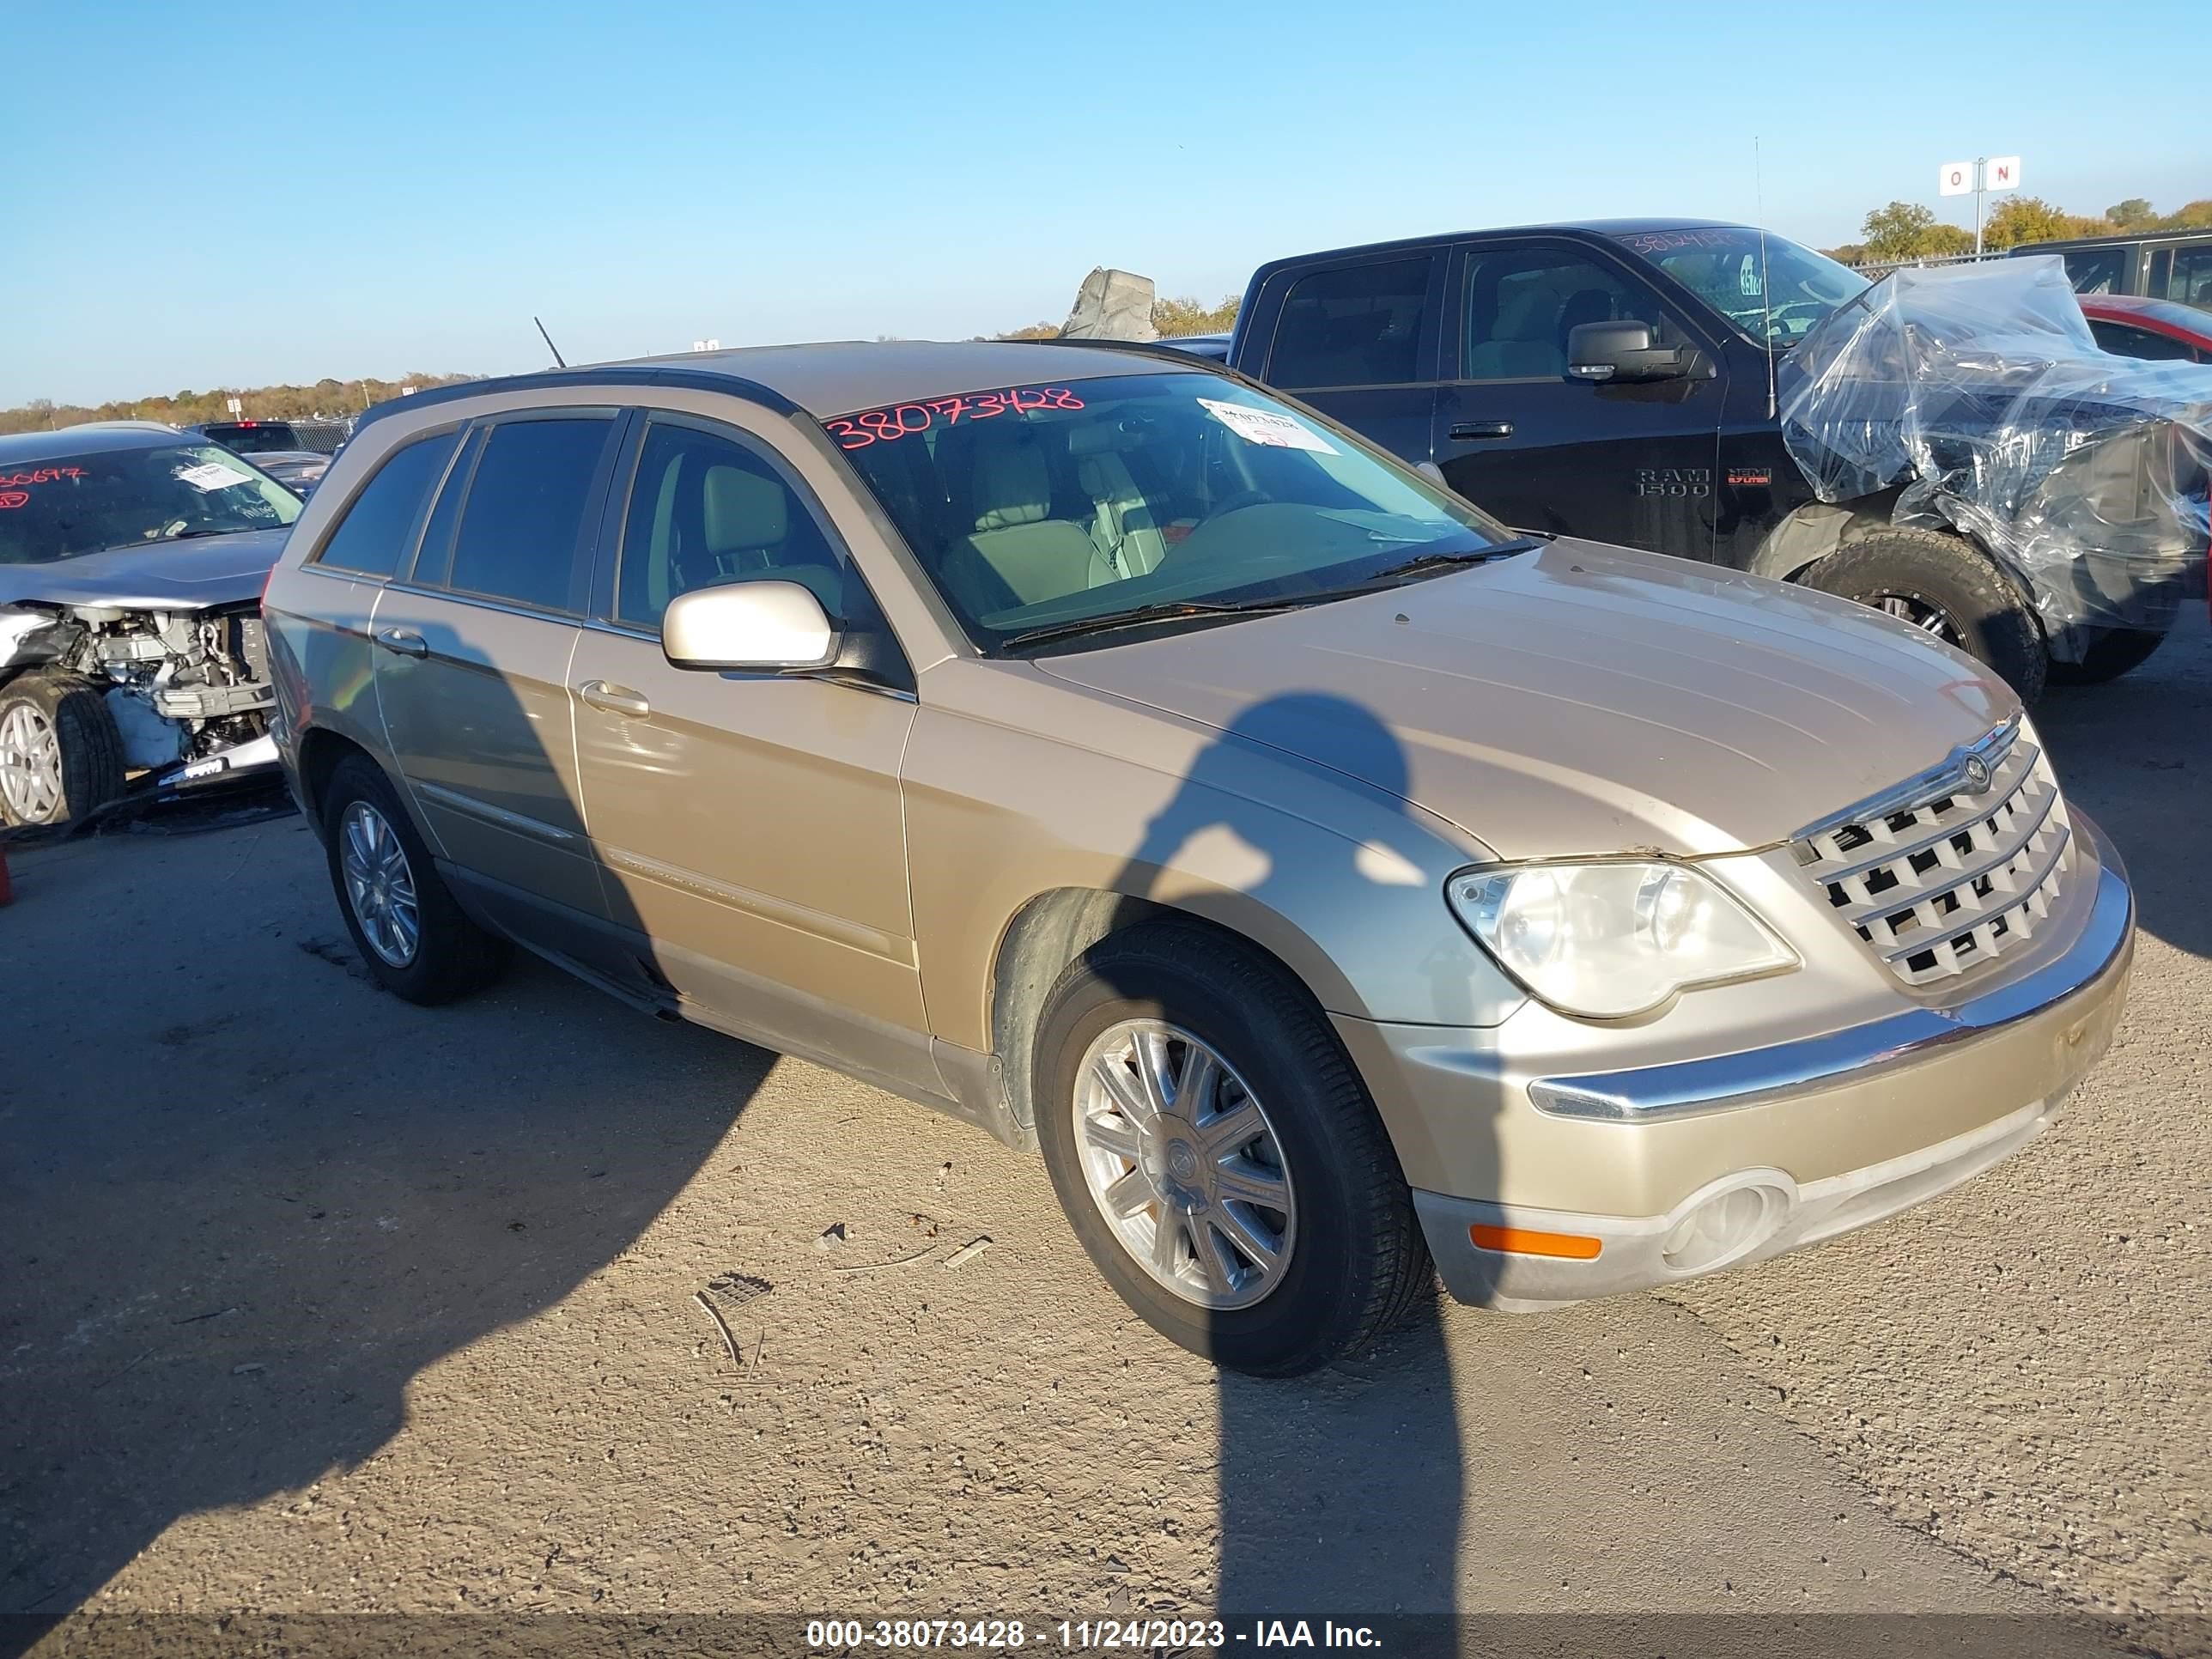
[0,703,64,823]
[1870,591,1964,645]
[1071,1019,1297,1310]
[340,800,422,968]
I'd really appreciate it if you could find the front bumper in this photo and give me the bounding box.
[1340,817,2135,1311]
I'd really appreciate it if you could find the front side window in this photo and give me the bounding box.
[1613,228,1867,346]
[616,420,843,629]
[0,441,301,566]
[444,416,613,612]
[1267,257,1433,389]
[1462,247,1675,380]
[828,371,1513,647]
[313,429,460,579]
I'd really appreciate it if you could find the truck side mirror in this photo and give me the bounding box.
[1567,320,1698,385]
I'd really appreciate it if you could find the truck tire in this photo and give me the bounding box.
[1802,526,2048,704]
[2047,626,2166,686]
[0,671,127,827]
[319,753,510,1004]
[1032,921,1431,1376]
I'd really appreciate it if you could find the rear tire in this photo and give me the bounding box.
[1032,922,1431,1376]
[1802,526,2048,704]
[2047,626,2166,686]
[0,671,126,828]
[319,754,508,1005]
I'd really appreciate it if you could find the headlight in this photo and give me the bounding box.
[1448,860,1796,1018]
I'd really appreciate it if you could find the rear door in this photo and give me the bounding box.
[1249,250,1444,466]
[1432,237,1727,559]
[370,409,623,933]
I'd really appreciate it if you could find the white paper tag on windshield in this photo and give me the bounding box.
[175,461,254,492]
[1197,398,1337,453]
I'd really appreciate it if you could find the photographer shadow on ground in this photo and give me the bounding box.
[1077,691,1482,1622]
[0,647,767,1637]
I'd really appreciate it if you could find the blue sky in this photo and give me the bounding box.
[6,0,2203,407]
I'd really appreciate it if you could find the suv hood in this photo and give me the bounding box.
[1032,538,2017,859]
[0,526,286,612]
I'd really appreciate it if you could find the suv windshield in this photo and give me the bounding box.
[1614,228,1869,347]
[0,441,302,565]
[829,370,1516,647]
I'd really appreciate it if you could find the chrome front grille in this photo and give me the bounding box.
[1791,720,2073,986]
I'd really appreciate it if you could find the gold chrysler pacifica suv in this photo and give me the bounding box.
[264,341,2135,1376]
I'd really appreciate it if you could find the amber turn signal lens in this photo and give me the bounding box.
[1469,1223,1602,1261]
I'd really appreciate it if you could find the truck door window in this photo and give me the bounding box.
[2062,248,2129,295]
[2167,246,2212,307]
[1461,250,1669,381]
[1267,257,1433,390]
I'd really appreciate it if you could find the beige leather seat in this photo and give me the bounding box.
[939,428,1112,616]
[1068,426,1168,580]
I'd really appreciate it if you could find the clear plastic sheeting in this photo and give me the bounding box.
[1778,255,2211,648]
[1060,268,1158,342]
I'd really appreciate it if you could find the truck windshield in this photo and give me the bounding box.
[1614,228,1869,348]
[0,443,302,565]
[828,370,1516,649]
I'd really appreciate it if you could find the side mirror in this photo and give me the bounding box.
[1567,320,1697,385]
[662,580,840,672]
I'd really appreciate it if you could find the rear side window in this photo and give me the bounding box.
[2062,248,2128,295]
[2087,319,2200,363]
[313,429,460,579]
[445,417,614,612]
[1267,257,1433,389]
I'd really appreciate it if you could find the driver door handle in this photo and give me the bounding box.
[374,627,428,659]
[576,679,651,718]
[1449,420,1515,441]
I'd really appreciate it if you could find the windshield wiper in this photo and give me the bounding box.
[1358,536,1543,584]
[1000,598,1314,651]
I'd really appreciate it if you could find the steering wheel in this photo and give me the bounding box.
[1765,301,1829,334]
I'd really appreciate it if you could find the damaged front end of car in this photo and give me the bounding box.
[0,597,279,823]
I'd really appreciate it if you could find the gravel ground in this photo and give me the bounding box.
[2,615,2205,1656]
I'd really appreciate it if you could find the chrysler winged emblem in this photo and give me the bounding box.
[1960,754,1994,794]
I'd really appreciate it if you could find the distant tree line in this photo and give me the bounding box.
[0,373,481,438]
[1826,194,2212,265]
[993,293,1241,342]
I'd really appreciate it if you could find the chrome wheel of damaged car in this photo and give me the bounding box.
[1073,1019,1297,1310]
[340,800,421,968]
[0,703,64,823]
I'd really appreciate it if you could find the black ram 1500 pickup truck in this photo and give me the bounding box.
[1212,218,2208,698]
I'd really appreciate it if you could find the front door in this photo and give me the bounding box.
[567,413,930,1091]
[372,410,621,927]
[1434,239,1727,561]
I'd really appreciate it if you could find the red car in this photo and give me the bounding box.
[2078,294,2212,363]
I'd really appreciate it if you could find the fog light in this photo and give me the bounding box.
[1661,1182,1787,1274]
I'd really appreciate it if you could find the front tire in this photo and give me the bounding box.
[0,672,126,827]
[1033,923,1430,1376]
[1802,526,2048,703]
[320,754,508,1005]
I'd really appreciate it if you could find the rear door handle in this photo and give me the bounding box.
[374,627,428,659]
[1449,420,1515,441]
[576,679,651,718]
